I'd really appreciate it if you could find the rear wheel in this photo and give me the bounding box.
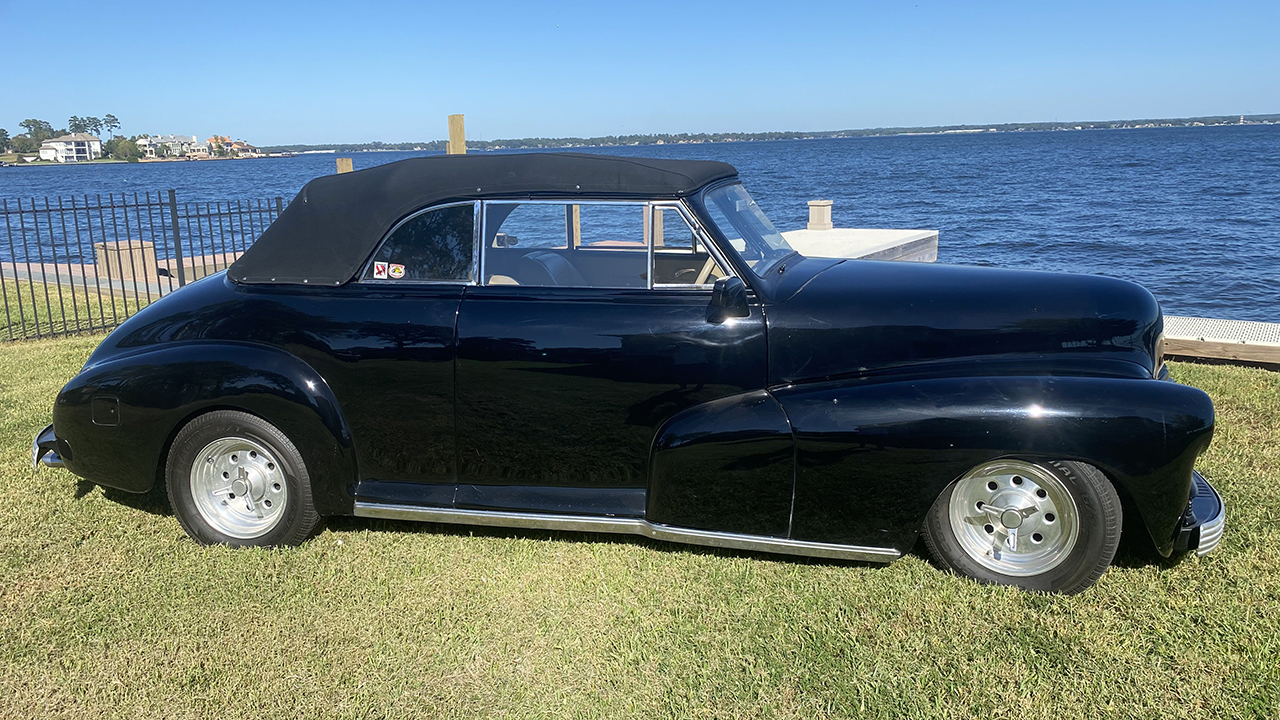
[923,459,1121,594]
[166,410,322,547]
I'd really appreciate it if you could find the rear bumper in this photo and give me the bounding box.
[1173,471,1225,556]
[31,423,65,469]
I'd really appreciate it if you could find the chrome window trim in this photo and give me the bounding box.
[471,200,482,284]
[483,199,655,206]
[479,199,488,286]
[356,200,481,285]
[649,201,737,290]
[353,502,902,564]
[646,202,654,290]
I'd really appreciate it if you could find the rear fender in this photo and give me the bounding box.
[52,341,356,515]
[772,375,1214,556]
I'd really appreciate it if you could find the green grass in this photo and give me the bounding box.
[1,336,1277,719]
[1,279,152,340]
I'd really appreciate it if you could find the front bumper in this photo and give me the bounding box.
[1173,471,1225,556]
[31,423,65,469]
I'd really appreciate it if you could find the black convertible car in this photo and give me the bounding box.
[34,153,1223,593]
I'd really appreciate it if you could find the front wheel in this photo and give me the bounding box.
[166,410,323,547]
[922,459,1121,594]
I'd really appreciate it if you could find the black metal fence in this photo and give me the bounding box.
[1,191,284,341]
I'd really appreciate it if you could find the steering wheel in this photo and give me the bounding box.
[694,256,723,285]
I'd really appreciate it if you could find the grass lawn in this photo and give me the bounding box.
[0,335,1277,719]
[1,279,152,340]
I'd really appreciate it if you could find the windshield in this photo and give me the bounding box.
[699,183,797,277]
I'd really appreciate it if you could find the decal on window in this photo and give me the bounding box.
[389,264,406,279]
[373,262,388,279]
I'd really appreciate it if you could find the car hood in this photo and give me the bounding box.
[765,259,1163,385]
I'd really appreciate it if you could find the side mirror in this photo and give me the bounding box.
[708,276,749,322]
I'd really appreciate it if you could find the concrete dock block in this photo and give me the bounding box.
[807,199,834,231]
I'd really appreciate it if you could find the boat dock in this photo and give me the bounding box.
[1164,316,1280,365]
[780,199,938,262]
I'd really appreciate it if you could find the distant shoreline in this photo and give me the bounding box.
[260,112,1279,154]
[4,114,1275,169]
[0,154,289,169]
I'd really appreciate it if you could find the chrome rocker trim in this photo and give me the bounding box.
[354,502,902,563]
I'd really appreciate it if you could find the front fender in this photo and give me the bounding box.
[772,375,1214,555]
[52,341,357,515]
[647,389,795,537]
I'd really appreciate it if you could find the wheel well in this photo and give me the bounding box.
[918,455,1168,563]
[152,404,274,493]
[919,456,1138,537]
[1097,467,1160,552]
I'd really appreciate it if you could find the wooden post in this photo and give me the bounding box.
[567,205,581,247]
[336,157,353,174]
[447,114,466,155]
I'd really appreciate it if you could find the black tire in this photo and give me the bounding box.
[165,410,323,547]
[922,459,1122,594]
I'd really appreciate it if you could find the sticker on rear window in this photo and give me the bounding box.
[389,264,406,279]
[373,262,388,279]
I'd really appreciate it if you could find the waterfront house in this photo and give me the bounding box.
[137,134,203,158]
[225,139,261,157]
[207,135,262,158]
[38,133,103,163]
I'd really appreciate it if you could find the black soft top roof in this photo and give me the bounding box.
[228,152,737,285]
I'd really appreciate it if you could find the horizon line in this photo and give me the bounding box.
[259,112,1280,150]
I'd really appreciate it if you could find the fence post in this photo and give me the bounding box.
[275,197,283,214]
[168,189,187,287]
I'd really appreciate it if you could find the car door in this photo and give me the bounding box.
[312,201,478,509]
[453,200,768,518]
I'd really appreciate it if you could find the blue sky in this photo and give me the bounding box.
[1,0,1276,145]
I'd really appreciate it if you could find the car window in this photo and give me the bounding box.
[651,206,727,286]
[577,204,645,250]
[365,203,475,281]
[483,202,648,288]
[488,203,568,250]
[652,205,695,250]
[700,183,796,278]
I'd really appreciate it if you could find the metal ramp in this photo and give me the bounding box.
[1164,316,1280,365]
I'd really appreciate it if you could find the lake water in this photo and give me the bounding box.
[3,125,1277,321]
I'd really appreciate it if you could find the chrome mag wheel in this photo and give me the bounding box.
[190,436,288,539]
[947,460,1080,577]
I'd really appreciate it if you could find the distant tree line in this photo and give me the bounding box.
[5,111,1276,159]
[261,113,1280,154]
[0,114,142,160]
